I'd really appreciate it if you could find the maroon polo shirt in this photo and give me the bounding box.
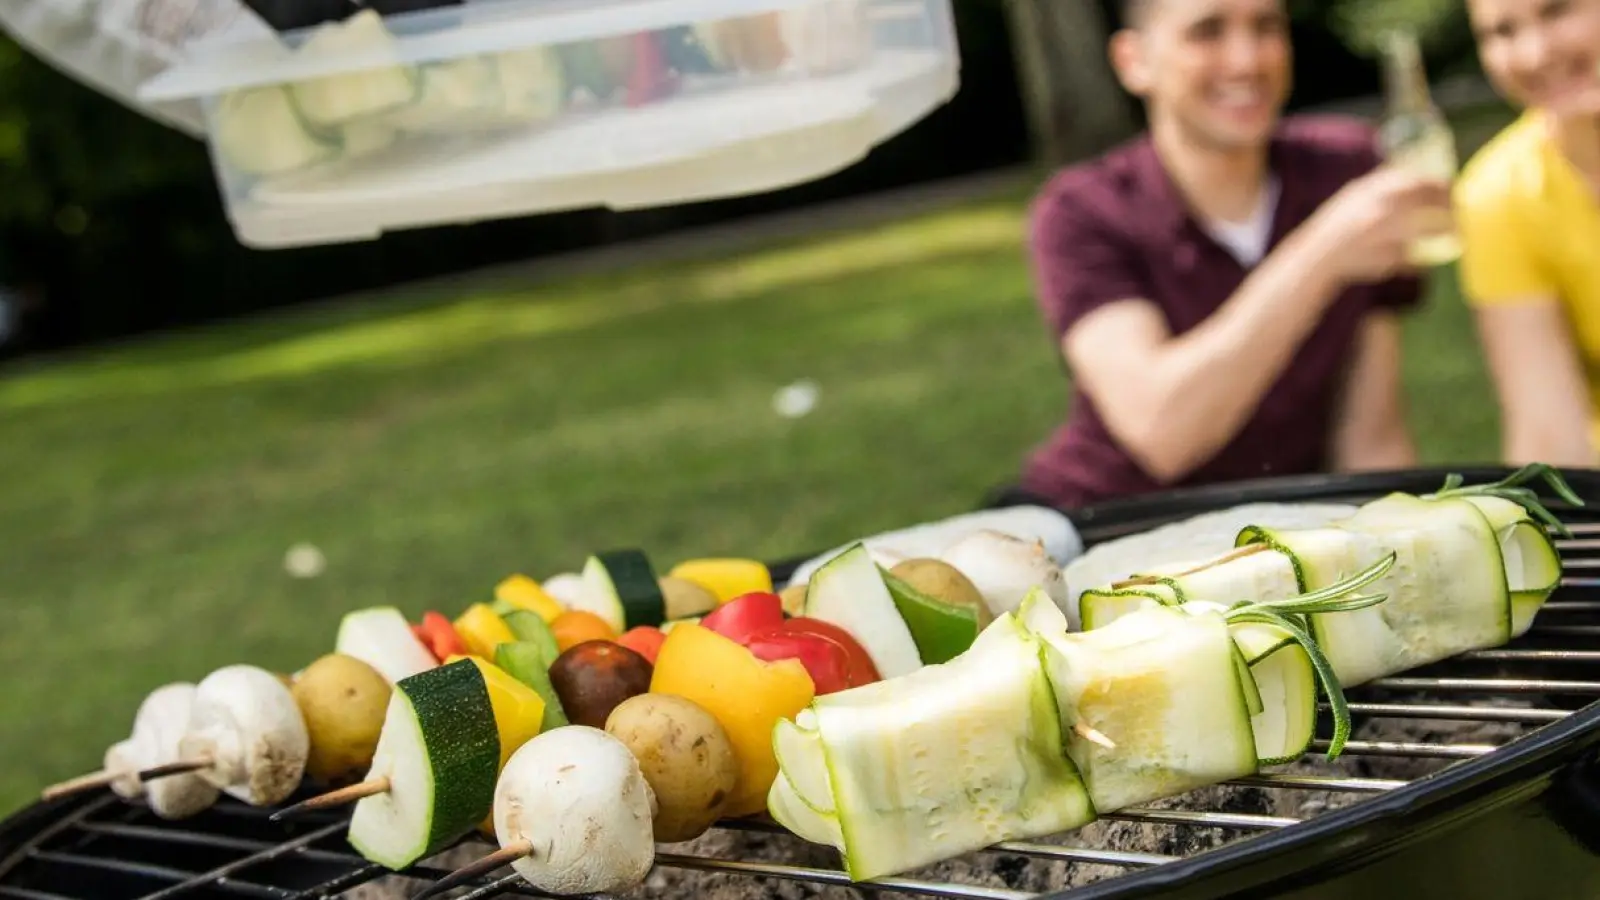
[1019,114,1424,509]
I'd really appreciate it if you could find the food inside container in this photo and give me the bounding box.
[135,0,959,248]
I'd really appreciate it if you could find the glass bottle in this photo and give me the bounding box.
[1376,28,1461,267]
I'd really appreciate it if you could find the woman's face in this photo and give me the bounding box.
[1469,0,1600,116]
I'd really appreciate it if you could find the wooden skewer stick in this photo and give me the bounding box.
[40,757,212,803]
[270,776,391,822]
[41,769,127,802]
[1111,543,1271,590]
[412,839,535,900]
[136,758,214,781]
[1074,722,1117,750]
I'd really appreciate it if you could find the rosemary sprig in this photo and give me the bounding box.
[1427,464,1586,537]
[1247,552,1396,610]
[1224,606,1358,760]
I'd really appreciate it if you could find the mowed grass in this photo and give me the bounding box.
[0,102,1514,816]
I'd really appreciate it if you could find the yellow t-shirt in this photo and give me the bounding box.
[1454,110,1600,446]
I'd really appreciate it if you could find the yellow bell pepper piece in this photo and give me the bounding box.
[669,559,774,605]
[445,653,547,836]
[495,574,564,623]
[649,623,815,817]
[444,654,547,769]
[454,603,518,660]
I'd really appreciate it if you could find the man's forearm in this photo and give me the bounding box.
[1115,230,1348,482]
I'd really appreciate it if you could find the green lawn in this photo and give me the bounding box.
[0,102,1515,818]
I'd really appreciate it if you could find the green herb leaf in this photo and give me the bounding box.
[1224,607,1354,760]
[1427,464,1585,537]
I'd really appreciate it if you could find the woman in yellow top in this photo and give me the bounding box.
[1454,0,1600,466]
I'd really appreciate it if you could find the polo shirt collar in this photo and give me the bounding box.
[1132,125,1309,247]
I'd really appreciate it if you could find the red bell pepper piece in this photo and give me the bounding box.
[701,591,786,644]
[743,628,853,695]
[617,626,667,665]
[413,611,468,663]
[779,617,881,687]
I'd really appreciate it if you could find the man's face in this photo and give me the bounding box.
[1468,0,1600,117]
[1112,0,1293,151]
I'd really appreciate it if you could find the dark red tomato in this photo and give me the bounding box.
[778,617,881,687]
[743,629,853,695]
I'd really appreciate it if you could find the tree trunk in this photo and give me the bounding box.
[1002,0,1139,167]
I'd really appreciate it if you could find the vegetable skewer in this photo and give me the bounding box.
[426,557,1395,896]
[1077,467,1578,688]
[38,668,307,812]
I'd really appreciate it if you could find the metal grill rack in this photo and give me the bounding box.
[4,467,1600,900]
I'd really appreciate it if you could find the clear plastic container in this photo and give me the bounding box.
[136,0,960,248]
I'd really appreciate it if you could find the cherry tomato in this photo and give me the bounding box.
[550,610,618,653]
[616,626,667,665]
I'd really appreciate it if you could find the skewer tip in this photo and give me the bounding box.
[270,776,391,822]
[40,769,122,802]
[411,839,534,900]
[1074,722,1117,750]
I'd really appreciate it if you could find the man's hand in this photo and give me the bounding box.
[1293,165,1455,286]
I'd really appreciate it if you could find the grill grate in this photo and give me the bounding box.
[5,474,1599,900]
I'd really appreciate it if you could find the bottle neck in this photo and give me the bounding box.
[1381,31,1432,119]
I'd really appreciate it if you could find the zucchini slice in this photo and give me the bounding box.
[1024,595,1259,813]
[767,771,841,846]
[1077,586,1167,631]
[1237,525,1407,688]
[213,86,340,178]
[288,10,422,131]
[1461,495,1562,637]
[1228,619,1315,764]
[574,550,667,633]
[347,659,501,871]
[771,713,835,814]
[1162,547,1302,607]
[787,611,1094,881]
[335,606,439,685]
[802,543,924,678]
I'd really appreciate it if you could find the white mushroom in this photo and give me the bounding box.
[178,665,310,806]
[103,683,221,819]
[540,572,584,607]
[493,726,658,896]
[940,529,1076,628]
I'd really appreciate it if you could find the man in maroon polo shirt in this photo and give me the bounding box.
[1006,0,1455,510]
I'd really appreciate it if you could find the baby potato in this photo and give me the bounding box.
[291,653,391,786]
[605,693,739,843]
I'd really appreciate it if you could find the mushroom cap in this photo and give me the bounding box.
[493,726,657,896]
[179,665,309,806]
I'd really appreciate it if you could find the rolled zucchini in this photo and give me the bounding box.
[1020,594,1259,813]
[769,609,1094,881]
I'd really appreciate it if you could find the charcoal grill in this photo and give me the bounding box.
[6,466,1600,900]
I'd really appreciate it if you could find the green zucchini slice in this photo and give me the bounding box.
[347,659,500,870]
[574,549,667,633]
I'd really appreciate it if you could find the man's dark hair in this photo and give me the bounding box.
[1118,0,1155,28]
